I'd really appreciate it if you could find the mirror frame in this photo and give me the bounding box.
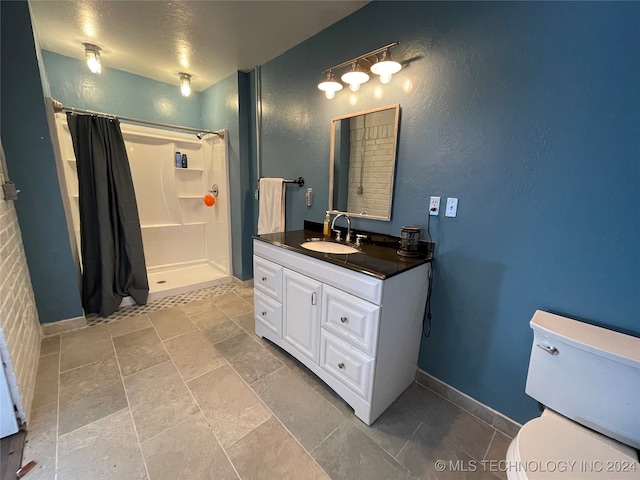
[328,103,400,221]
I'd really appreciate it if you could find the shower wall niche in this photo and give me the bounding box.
[53,113,232,302]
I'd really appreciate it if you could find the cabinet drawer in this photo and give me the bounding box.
[254,255,283,301]
[320,330,374,401]
[254,290,282,337]
[322,284,380,355]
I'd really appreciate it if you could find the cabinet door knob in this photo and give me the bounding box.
[261,276,267,281]
[261,311,266,316]
[340,316,348,323]
[338,362,345,369]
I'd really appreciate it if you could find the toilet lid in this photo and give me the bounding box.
[510,409,639,479]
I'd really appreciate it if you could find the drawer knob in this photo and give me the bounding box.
[261,276,267,281]
[340,316,348,323]
[261,311,266,316]
[338,362,345,369]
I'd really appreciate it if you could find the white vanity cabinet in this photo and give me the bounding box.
[253,239,430,425]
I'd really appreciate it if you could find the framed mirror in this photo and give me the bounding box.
[329,104,400,221]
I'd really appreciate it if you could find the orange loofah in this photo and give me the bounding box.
[203,194,215,207]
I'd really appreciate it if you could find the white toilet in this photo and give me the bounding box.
[506,310,640,479]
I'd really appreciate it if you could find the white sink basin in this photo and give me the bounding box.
[300,241,360,255]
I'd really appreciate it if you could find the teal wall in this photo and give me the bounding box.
[201,71,255,280]
[42,51,201,128]
[0,1,83,323]
[255,1,640,422]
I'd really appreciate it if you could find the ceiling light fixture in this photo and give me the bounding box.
[318,42,401,100]
[179,72,191,97]
[84,43,102,74]
[317,71,343,99]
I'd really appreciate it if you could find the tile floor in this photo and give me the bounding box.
[25,286,512,480]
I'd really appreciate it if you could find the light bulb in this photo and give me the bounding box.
[84,44,102,74]
[179,73,191,97]
[87,54,101,74]
[380,73,392,84]
[318,71,343,100]
[349,83,361,92]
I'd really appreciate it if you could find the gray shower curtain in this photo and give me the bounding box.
[67,113,149,316]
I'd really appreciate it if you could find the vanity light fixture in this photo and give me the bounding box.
[179,72,191,97]
[318,42,401,99]
[317,71,343,99]
[84,43,102,74]
[341,62,369,92]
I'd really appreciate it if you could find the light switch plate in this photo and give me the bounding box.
[445,198,458,217]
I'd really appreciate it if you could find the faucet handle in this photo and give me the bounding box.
[354,234,367,247]
[333,229,342,241]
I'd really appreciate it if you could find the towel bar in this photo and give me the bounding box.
[255,177,305,200]
[283,177,304,187]
[259,177,304,187]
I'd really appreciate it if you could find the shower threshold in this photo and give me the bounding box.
[120,262,230,306]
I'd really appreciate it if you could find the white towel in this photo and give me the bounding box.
[258,178,285,234]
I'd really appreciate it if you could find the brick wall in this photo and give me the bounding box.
[0,155,41,424]
[347,109,396,218]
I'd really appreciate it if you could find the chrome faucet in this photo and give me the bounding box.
[331,213,352,243]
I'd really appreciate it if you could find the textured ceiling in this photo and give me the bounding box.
[29,1,368,92]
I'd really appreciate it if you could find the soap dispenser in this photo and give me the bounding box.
[323,211,331,237]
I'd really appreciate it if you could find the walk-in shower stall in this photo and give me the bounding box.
[53,113,232,307]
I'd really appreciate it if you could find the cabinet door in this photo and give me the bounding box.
[283,269,322,363]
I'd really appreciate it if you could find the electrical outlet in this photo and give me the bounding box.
[429,196,440,216]
[446,198,458,217]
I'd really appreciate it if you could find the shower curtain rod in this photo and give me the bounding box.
[51,99,224,139]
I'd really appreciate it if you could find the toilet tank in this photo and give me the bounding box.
[526,310,640,450]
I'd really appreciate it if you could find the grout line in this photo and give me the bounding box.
[394,421,422,459]
[120,359,173,380]
[58,352,113,375]
[309,418,346,455]
[56,407,131,440]
[38,350,61,359]
[247,365,285,386]
[180,359,229,385]
[210,331,246,346]
[158,325,198,343]
[109,333,152,480]
[483,429,497,461]
[108,314,153,338]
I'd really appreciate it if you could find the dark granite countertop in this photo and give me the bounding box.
[253,223,433,280]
